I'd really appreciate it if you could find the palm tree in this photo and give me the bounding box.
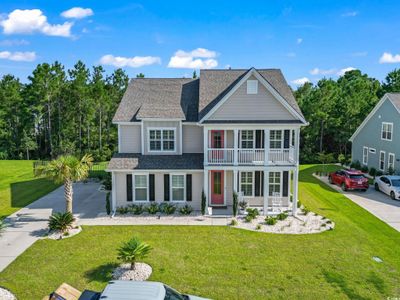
[117,237,152,270]
[36,154,93,213]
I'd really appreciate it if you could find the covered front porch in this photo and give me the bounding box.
[203,166,299,216]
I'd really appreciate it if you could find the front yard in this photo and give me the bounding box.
[1,165,400,299]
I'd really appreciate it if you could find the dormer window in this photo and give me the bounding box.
[148,128,175,152]
[247,80,258,94]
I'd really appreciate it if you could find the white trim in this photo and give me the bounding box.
[118,125,121,153]
[209,170,226,206]
[388,153,395,170]
[147,127,177,153]
[362,146,368,165]
[204,165,296,171]
[170,173,186,202]
[350,94,400,141]
[133,173,149,202]
[179,121,183,154]
[141,122,144,154]
[379,151,386,171]
[113,121,141,125]
[239,170,255,198]
[106,169,203,173]
[381,122,393,141]
[111,172,116,212]
[199,68,307,124]
[140,118,184,121]
[369,148,376,154]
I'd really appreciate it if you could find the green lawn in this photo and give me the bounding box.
[1,165,400,299]
[0,160,60,219]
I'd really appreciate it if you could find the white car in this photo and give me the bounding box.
[374,175,400,200]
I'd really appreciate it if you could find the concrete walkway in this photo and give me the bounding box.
[0,181,104,272]
[316,175,400,232]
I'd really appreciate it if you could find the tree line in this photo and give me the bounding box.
[0,61,129,161]
[295,69,400,163]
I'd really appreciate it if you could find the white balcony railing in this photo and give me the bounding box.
[207,148,234,164]
[268,147,295,164]
[238,149,265,165]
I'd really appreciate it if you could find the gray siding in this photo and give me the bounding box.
[119,125,141,153]
[208,75,296,121]
[182,124,203,153]
[352,99,400,173]
[142,120,181,155]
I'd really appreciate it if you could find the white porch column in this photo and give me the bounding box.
[233,170,238,193]
[293,167,299,215]
[295,128,300,164]
[203,127,208,165]
[203,169,209,214]
[263,169,269,215]
[264,129,270,165]
[111,172,116,214]
[234,129,238,166]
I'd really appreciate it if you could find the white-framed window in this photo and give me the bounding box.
[134,174,148,201]
[362,146,368,165]
[369,148,376,154]
[379,151,386,171]
[388,153,395,170]
[170,174,185,201]
[240,171,254,197]
[381,122,393,141]
[148,128,176,152]
[269,172,281,196]
[241,130,254,149]
[270,130,283,149]
[247,80,258,94]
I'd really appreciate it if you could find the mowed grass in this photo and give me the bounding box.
[0,160,60,219]
[1,165,400,299]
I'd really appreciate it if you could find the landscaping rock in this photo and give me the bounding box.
[47,226,82,240]
[0,287,16,300]
[112,263,152,281]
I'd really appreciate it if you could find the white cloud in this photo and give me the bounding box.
[379,52,400,64]
[337,67,356,76]
[168,48,218,69]
[61,7,93,19]
[341,11,358,17]
[296,38,303,44]
[99,54,161,68]
[291,77,310,85]
[0,51,36,61]
[310,68,336,75]
[0,39,29,46]
[0,9,73,37]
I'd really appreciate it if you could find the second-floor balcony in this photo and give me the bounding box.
[207,147,295,165]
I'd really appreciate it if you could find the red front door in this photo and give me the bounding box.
[211,170,224,205]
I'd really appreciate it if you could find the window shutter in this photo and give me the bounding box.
[255,130,262,149]
[255,171,261,197]
[284,130,290,149]
[164,174,170,201]
[126,174,132,202]
[186,174,192,201]
[261,171,264,196]
[283,171,289,197]
[149,174,155,201]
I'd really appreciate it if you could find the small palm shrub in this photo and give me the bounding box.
[129,204,144,215]
[146,203,159,214]
[265,216,277,225]
[246,208,259,219]
[117,206,129,214]
[179,204,193,215]
[239,201,248,211]
[276,212,288,221]
[106,192,111,215]
[160,203,176,215]
[230,219,238,226]
[256,224,262,230]
[244,215,253,223]
[302,207,310,215]
[48,212,75,233]
[117,237,152,270]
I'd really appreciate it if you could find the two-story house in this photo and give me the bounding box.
[350,93,400,173]
[106,68,307,215]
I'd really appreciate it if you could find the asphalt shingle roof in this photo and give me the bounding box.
[387,93,400,111]
[107,153,204,170]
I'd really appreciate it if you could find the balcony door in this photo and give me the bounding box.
[210,130,224,162]
[211,170,224,205]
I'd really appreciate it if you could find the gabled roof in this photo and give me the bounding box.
[112,68,305,123]
[349,93,400,142]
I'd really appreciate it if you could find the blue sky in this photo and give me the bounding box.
[1,0,400,86]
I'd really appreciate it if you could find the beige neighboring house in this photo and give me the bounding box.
[106,68,307,215]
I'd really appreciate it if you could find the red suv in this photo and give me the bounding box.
[328,170,369,191]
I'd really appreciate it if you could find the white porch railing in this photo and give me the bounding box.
[268,146,295,164]
[207,148,234,164]
[238,149,265,165]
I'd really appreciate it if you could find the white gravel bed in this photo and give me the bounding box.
[0,287,16,300]
[112,263,152,281]
[46,226,82,240]
[233,211,334,234]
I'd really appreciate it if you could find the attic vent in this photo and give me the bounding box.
[247,80,258,94]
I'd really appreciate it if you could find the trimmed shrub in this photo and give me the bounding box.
[297,201,302,208]
[303,207,310,215]
[352,160,361,170]
[230,219,238,226]
[160,203,176,215]
[179,204,193,215]
[48,212,75,233]
[388,166,395,175]
[369,167,377,177]
[232,191,238,217]
[146,203,159,214]
[130,205,144,215]
[201,190,207,215]
[246,208,259,219]
[105,192,111,215]
[256,224,262,230]
[338,153,346,166]
[117,206,129,214]
[102,173,112,190]
[265,216,277,225]
[276,212,288,221]
[376,170,383,176]
[361,165,368,173]
[244,215,253,223]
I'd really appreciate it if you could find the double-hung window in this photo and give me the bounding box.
[134,174,148,201]
[388,153,395,170]
[241,130,254,149]
[379,151,386,171]
[149,128,175,152]
[381,122,393,141]
[362,147,368,165]
[171,174,185,201]
[270,130,283,149]
[240,172,253,197]
[269,172,281,196]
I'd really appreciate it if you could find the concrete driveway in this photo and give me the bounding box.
[317,175,400,232]
[0,181,104,272]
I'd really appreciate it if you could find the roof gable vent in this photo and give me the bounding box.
[247,80,258,94]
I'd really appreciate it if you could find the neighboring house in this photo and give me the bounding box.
[350,93,400,173]
[106,68,307,215]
